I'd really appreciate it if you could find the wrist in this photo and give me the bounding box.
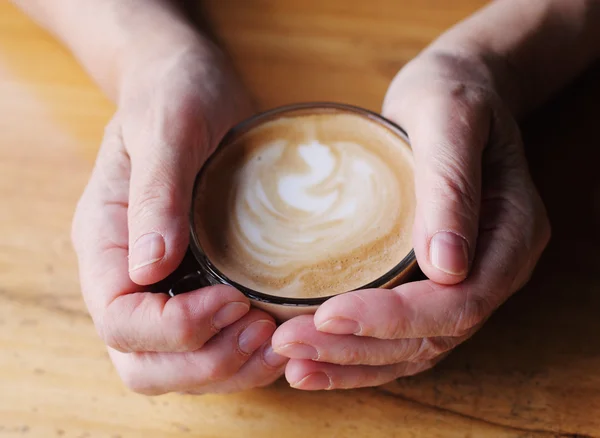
[118,32,219,99]
[420,0,600,120]
[417,41,525,117]
[114,8,220,103]
[116,30,252,148]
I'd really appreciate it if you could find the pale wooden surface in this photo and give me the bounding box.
[1,1,600,437]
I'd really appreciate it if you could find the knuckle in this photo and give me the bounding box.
[122,375,161,396]
[445,81,490,112]
[452,292,490,337]
[385,322,407,341]
[165,295,212,351]
[431,162,480,220]
[426,51,494,91]
[167,312,201,352]
[388,338,415,362]
[432,80,492,130]
[394,339,420,362]
[101,318,129,352]
[337,344,366,365]
[376,291,409,339]
[118,359,163,396]
[101,298,141,352]
[438,83,493,151]
[130,179,179,221]
[179,352,238,385]
[200,360,235,383]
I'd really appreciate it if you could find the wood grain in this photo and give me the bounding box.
[1,0,599,437]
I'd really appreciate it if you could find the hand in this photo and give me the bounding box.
[272,49,550,390]
[71,44,288,395]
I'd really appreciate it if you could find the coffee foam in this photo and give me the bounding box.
[194,111,415,298]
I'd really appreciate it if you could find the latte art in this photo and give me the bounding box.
[236,139,401,266]
[194,111,415,298]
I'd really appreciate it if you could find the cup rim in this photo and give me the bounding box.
[189,101,416,307]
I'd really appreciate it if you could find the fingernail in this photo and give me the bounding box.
[317,318,361,335]
[430,231,469,276]
[263,345,288,368]
[129,232,165,271]
[212,302,250,330]
[291,372,332,390]
[277,342,319,360]
[238,320,276,355]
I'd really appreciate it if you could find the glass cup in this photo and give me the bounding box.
[169,102,417,322]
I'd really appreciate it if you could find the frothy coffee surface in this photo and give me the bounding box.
[193,110,415,298]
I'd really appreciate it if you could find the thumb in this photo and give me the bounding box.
[384,86,490,284]
[125,107,210,286]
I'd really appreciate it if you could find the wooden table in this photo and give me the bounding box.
[1,1,599,436]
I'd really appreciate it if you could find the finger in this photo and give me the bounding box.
[73,126,250,353]
[315,179,544,340]
[383,83,491,284]
[72,118,136,318]
[314,285,475,339]
[479,109,551,292]
[104,285,251,353]
[109,309,276,395]
[185,342,288,394]
[124,96,210,285]
[315,277,493,339]
[285,358,436,391]
[273,315,464,366]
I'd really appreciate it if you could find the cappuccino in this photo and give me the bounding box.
[193,107,415,298]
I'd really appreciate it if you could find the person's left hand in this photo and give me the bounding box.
[71,43,288,395]
[271,48,550,390]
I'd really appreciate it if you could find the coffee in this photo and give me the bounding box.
[193,107,415,298]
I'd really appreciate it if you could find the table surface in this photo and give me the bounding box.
[1,1,600,437]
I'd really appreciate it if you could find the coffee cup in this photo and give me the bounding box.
[169,102,417,322]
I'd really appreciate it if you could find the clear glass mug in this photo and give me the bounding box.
[169,102,418,322]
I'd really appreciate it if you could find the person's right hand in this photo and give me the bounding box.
[71,43,288,395]
[271,48,551,390]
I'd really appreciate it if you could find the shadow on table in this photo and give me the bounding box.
[380,64,600,435]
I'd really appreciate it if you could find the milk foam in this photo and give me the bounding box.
[234,139,399,269]
[278,140,337,214]
[194,111,415,298]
